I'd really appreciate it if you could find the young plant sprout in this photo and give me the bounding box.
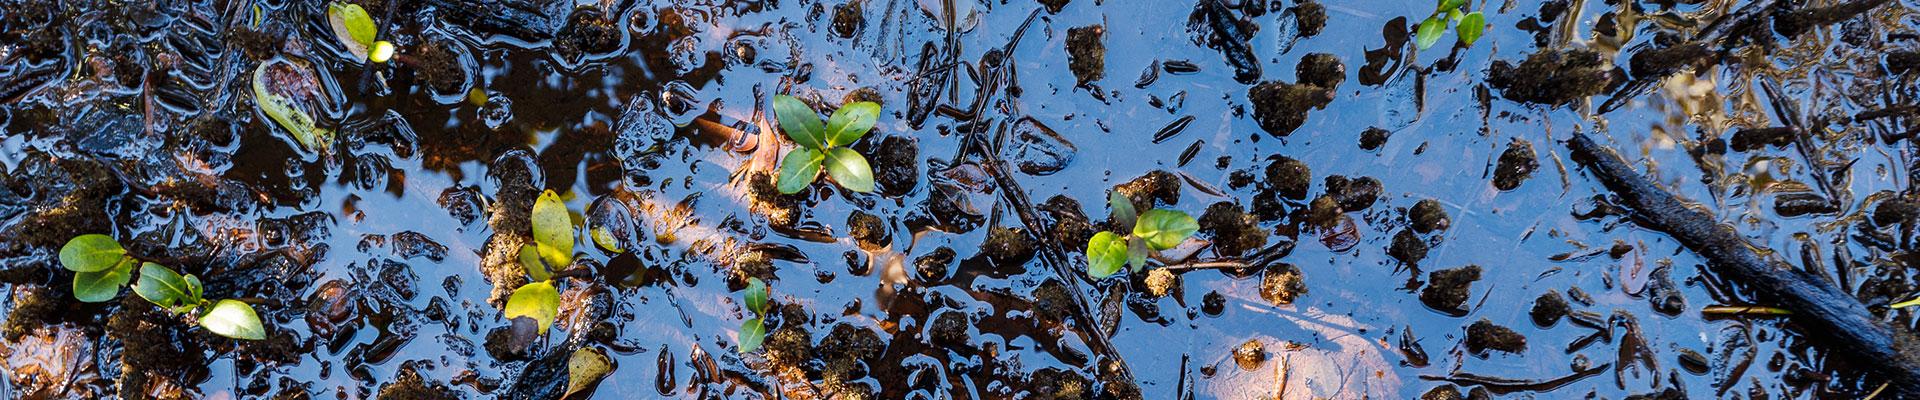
[736,277,772,353]
[772,95,881,194]
[1085,192,1199,278]
[506,190,573,334]
[59,235,266,340]
[327,1,381,62]
[1414,0,1487,50]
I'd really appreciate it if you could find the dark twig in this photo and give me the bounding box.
[1568,132,1920,396]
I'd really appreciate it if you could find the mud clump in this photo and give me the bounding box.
[1198,202,1269,256]
[414,40,467,95]
[1292,0,1327,37]
[555,8,622,60]
[1201,291,1226,316]
[1464,319,1527,355]
[1488,49,1612,106]
[1042,195,1096,246]
[1388,229,1429,265]
[1772,0,1893,38]
[1027,368,1090,399]
[108,297,207,396]
[831,1,865,38]
[914,247,956,282]
[1410,199,1450,233]
[1144,268,1178,298]
[1729,126,1798,151]
[1325,175,1381,212]
[1874,197,1917,227]
[847,211,890,247]
[1248,81,1334,136]
[1305,195,1343,230]
[1531,290,1569,327]
[1296,53,1344,88]
[1889,50,1920,75]
[765,326,814,367]
[1628,42,1712,79]
[928,311,971,347]
[1067,25,1106,84]
[1492,138,1539,191]
[1032,280,1075,323]
[1422,385,1465,400]
[749,173,802,227]
[1233,339,1267,370]
[981,227,1037,265]
[1264,156,1312,201]
[1114,170,1182,210]
[3,285,64,340]
[1421,265,1481,316]
[1037,0,1071,13]
[818,323,884,383]
[377,365,458,400]
[867,136,920,195]
[1259,263,1308,305]
[1359,126,1391,150]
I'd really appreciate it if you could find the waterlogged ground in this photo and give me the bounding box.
[3,0,1920,398]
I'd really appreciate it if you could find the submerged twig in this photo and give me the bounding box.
[1420,363,1610,394]
[1568,132,1920,396]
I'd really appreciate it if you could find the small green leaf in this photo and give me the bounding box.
[773,95,826,150]
[1415,16,1446,50]
[1086,232,1128,278]
[1447,8,1464,22]
[134,263,196,310]
[185,274,204,305]
[532,190,575,268]
[1437,0,1466,12]
[776,147,825,194]
[253,59,334,152]
[591,227,624,254]
[60,234,126,273]
[73,258,135,303]
[564,347,614,399]
[744,277,770,316]
[1127,236,1150,271]
[1134,209,1199,251]
[200,299,267,340]
[505,281,562,334]
[519,244,551,282]
[1457,12,1486,46]
[822,148,875,193]
[327,2,377,60]
[823,101,882,147]
[1108,192,1137,230]
[738,318,767,353]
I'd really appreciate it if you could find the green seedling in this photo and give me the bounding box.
[1414,0,1486,50]
[58,235,266,340]
[772,95,881,194]
[737,277,771,353]
[506,190,574,334]
[1085,192,1199,278]
[327,1,378,62]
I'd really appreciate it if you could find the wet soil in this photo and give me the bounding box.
[3,0,1919,398]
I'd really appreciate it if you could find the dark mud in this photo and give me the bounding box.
[3,0,1918,398]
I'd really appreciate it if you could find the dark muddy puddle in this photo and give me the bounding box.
[4,0,1920,398]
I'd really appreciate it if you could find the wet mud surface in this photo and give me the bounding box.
[4,0,1920,398]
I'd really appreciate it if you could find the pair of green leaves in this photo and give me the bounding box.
[59,235,266,340]
[1414,0,1487,50]
[737,278,772,353]
[62,234,135,303]
[1085,192,1199,278]
[327,2,377,61]
[773,95,881,194]
[507,190,575,335]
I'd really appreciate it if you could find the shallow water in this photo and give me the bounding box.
[2,0,1919,398]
